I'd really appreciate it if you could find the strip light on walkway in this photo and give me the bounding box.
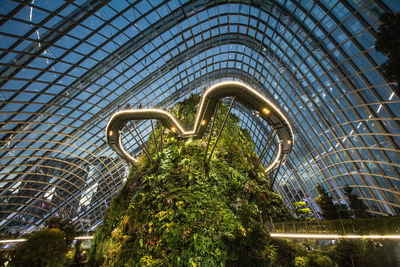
[270,233,400,239]
[0,238,27,244]
[0,236,94,244]
[74,236,94,240]
[106,81,294,173]
[2,233,400,245]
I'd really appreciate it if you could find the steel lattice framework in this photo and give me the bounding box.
[0,0,399,235]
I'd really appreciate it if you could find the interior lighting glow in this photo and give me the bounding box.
[109,130,113,136]
[263,108,270,114]
[0,239,27,244]
[74,236,94,240]
[193,81,294,144]
[106,81,294,172]
[3,233,400,244]
[270,233,400,239]
[265,141,282,173]
[106,82,294,142]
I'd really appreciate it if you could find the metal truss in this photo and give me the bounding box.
[0,0,399,235]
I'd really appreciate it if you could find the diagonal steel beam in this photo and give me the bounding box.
[207,97,236,163]
[203,101,221,163]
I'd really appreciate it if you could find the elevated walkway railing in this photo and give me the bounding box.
[2,217,400,250]
[106,81,294,173]
[267,216,400,235]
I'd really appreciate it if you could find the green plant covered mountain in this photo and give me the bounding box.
[88,95,291,266]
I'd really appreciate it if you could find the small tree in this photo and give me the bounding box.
[333,239,400,267]
[343,185,368,218]
[12,228,68,267]
[315,184,350,220]
[333,239,367,267]
[376,12,400,95]
[222,224,271,266]
[292,201,314,221]
[45,212,77,246]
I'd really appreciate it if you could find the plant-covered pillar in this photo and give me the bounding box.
[88,95,290,266]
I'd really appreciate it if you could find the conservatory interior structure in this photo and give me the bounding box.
[0,0,399,237]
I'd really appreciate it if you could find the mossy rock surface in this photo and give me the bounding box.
[88,95,290,266]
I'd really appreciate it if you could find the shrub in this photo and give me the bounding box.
[12,228,68,267]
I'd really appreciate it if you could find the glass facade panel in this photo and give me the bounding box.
[0,0,399,234]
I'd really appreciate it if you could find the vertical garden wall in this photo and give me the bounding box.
[88,95,290,266]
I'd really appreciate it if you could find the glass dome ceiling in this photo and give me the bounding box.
[0,0,399,234]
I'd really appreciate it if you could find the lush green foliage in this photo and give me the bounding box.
[376,12,400,95]
[11,228,68,267]
[45,213,77,246]
[0,250,12,267]
[315,184,350,220]
[88,95,290,266]
[5,213,78,267]
[315,184,370,220]
[270,239,399,267]
[343,185,368,218]
[273,215,400,235]
[292,201,314,221]
[333,239,399,267]
[87,96,400,266]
